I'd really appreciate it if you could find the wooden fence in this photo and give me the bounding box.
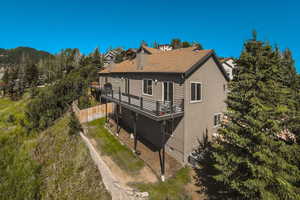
[72,101,113,123]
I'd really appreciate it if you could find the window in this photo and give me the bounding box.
[190,82,202,102]
[143,79,153,95]
[214,113,222,127]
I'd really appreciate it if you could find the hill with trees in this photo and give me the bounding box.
[0,47,52,66]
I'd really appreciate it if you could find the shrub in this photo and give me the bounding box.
[68,111,82,135]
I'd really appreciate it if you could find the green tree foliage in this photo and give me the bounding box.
[170,38,203,49]
[78,95,91,109]
[68,111,82,135]
[25,63,95,131]
[182,41,191,48]
[171,38,182,49]
[25,63,39,87]
[3,67,25,100]
[91,47,103,69]
[212,34,300,199]
[0,47,52,65]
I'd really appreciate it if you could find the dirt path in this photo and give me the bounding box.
[80,131,149,200]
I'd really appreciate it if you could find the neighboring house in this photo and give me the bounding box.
[220,58,235,80]
[95,45,229,179]
[103,48,124,66]
[158,44,173,52]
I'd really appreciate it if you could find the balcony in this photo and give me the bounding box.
[99,88,184,121]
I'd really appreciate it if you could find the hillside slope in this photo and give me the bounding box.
[34,114,111,200]
[0,47,52,65]
[0,96,111,200]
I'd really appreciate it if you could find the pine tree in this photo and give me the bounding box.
[276,48,300,141]
[182,41,191,48]
[68,111,82,135]
[25,63,39,87]
[212,33,300,199]
[170,38,182,49]
[91,47,102,68]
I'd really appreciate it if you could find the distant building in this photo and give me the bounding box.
[103,48,124,67]
[158,44,173,52]
[220,58,235,80]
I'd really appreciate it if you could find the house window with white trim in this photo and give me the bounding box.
[143,79,153,95]
[190,82,202,102]
[214,113,222,127]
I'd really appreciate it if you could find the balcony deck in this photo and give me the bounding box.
[96,88,184,121]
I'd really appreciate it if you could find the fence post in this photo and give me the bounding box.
[128,95,131,105]
[170,100,174,113]
[156,101,160,116]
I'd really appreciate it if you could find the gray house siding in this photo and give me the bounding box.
[183,57,227,162]
[98,55,227,164]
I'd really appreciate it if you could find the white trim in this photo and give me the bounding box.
[213,113,222,127]
[190,81,202,103]
[161,81,174,102]
[142,79,153,96]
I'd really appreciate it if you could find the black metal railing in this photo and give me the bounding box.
[101,88,184,117]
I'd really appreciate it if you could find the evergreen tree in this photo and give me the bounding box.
[68,111,82,135]
[278,48,300,141]
[153,41,159,49]
[182,41,191,48]
[171,38,182,49]
[25,63,39,87]
[91,47,103,69]
[211,33,300,199]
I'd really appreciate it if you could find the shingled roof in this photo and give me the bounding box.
[100,46,215,73]
[98,46,230,81]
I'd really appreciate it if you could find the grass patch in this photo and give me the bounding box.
[132,167,191,200]
[87,118,144,175]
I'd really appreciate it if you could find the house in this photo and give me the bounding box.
[158,44,173,52]
[94,45,229,180]
[220,58,235,80]
[103,48,124,66]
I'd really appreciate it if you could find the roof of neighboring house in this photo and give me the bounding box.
[220,57,233,63]
[99,45,229,80]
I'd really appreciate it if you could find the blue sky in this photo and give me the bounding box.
[0,0,299,71]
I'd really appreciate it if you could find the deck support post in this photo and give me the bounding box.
[105,101,108,123]
[116,105,119,135]
[159,120,166,182]
[133,112,138,153]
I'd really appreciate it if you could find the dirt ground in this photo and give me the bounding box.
[89,137,158,186]
[107,119,183,179]
[185,169,208,200]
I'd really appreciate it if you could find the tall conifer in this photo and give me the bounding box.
[212,33,300,199]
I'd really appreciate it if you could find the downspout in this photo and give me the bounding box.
[182,73,187,163]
